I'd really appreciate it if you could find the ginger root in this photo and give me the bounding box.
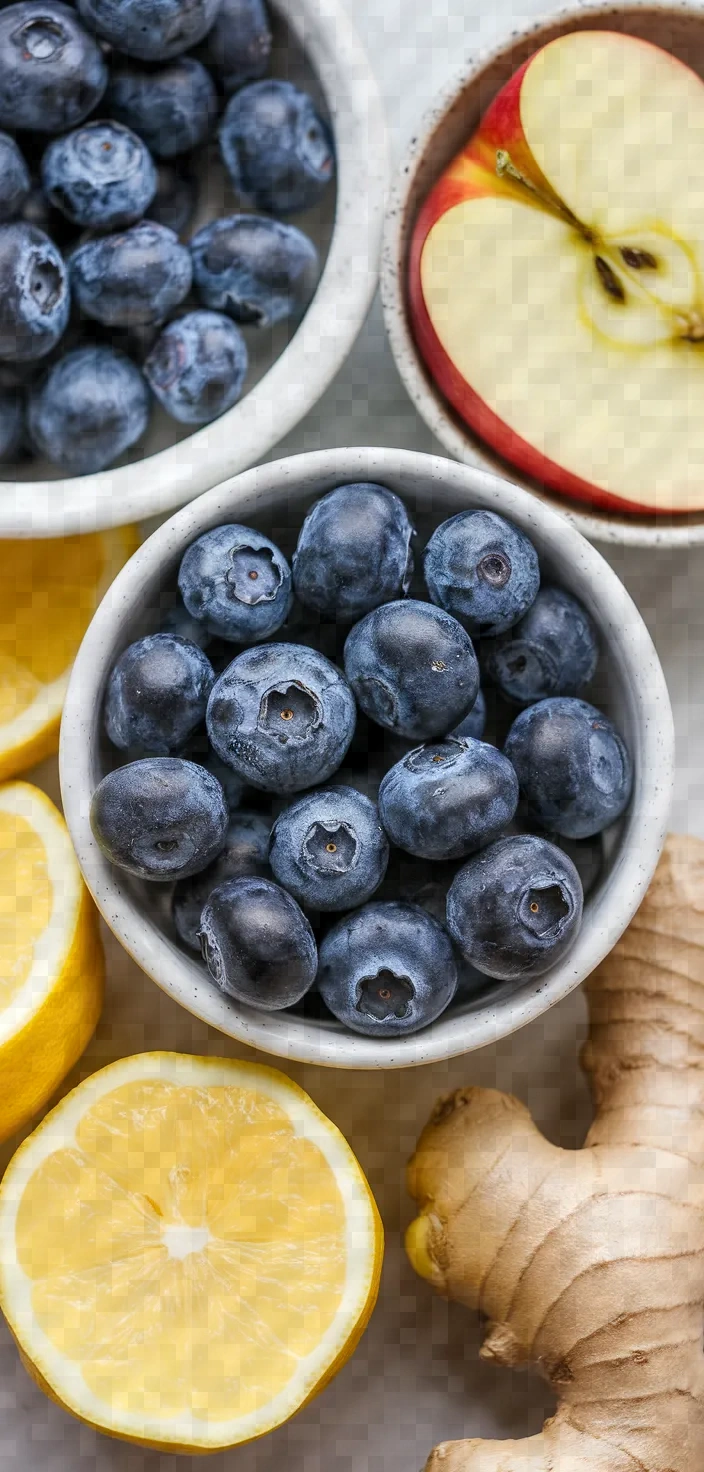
[406,834,704,1472]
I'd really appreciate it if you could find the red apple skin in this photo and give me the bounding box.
[464,55,564,207]
[408,48,664,517]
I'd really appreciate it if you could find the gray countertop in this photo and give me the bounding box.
[2,0,700,1466]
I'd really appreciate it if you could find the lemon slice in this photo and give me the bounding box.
[0,782,103,1143]
[0,1052,383,1453]
[0,527,137,780]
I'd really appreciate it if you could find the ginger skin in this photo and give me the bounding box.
[406,835,704,1472]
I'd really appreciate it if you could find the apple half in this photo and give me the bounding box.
[410,29,704,514]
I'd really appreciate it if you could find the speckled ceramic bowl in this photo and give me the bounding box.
[60,447,674,1068]
[381,0,704,548]
[0,0,387,539]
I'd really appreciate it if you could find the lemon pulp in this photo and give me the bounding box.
[0,1055,382,1451]
[0,782,103,1143]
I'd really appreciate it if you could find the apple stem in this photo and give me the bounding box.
[495,149,591,239]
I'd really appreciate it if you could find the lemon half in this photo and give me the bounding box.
[0,1052,383,1452]
[0,527,137,780]
[0,781,103,1142]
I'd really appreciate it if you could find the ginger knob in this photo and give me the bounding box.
[406,835,704,1472]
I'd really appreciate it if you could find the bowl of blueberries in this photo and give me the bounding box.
[60,446,674,1067]
[0,0,385,536]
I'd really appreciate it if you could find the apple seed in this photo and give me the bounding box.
[594,256,626,304]
[619,246,658,271]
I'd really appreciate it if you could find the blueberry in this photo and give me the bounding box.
[0,133,29,222]
[70,222,192,327]
[191,747,244,812]
[178,523,292,642]
[160,596,211,650]
[424,510,540,637]
[451,687,486,741]
[106,59,218,159]
[76,0,221,61]
[0,389,23,459]
[104,633,215,754]
[144,309,248,425]
[0,223,69,362]
[199,0,271,94]
[504,697,633,839]
[344,599,479,742]
[190,214,319,330]
[19,181,79,249]
[199,874,317,1008]
[219,80,334,216]
[90,317,160,364]
[206,642,356,794]
[146,161,196,235]
[292,482,415,623]
[483,586,599,705]
[90,756,228,881]
[379,736,518,861]
[378,852,488,1003]
[269,785,389,911]
[0,2,107,133]
[446,833,583,981]
[172,808,270,950]
[317,901,457,1038]
[28,345,150,473]
[42,121,157,230]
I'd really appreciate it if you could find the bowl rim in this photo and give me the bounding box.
[380,0,704,549]
[59,445,675,1069]
[0,0,388,540]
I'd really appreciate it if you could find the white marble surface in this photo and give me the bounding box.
[2,1,702,1467]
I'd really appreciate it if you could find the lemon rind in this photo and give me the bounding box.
[0,783,84,1048]
[0,670,71,762]
[0,527,138,775]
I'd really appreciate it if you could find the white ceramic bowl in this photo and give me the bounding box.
[60,446,674,1068]
[381,0,704,549]
[0,0,387,540]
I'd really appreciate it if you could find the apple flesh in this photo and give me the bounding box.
[410,30,704,515]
